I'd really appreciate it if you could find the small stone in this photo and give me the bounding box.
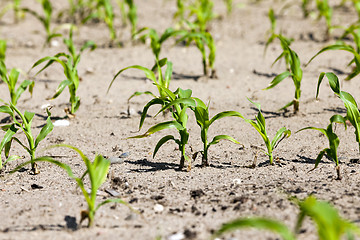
[85,67,94,74]
[232,178,241,185]
[50,40,60,47]
[108,157,124,164]
[154,204,164,213]
[105,189,120,197]
[53,120,70,127]
[167,232,185,240]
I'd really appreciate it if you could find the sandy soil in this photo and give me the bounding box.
[0,0,360,239]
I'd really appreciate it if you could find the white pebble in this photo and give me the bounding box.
[53,120,70,127]
[232,178,241,185]
[167,232,185,240]
[154,204,164,213]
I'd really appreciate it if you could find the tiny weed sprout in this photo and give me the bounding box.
[297,115,346,180]
[22,0,64,46]
[11,144,135,227]
[0,41,34,106]
[32,27,96,115]
[213,196,360,240]
[307,25,360,80]
[316,72,360,152]
[130,86,196,170]
[245,98,291,165]
[0,103,53,174]
[191,98,243,167]
[264,35,303,113]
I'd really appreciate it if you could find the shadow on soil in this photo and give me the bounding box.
[2,216,78,233]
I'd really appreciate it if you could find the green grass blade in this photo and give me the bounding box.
[128,91,156,102]
[138,98,165,130]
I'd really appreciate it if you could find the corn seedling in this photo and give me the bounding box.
[308,23,360,80]
[124,0,138,40]
[11,144,134,227]
[213,196,360,240]
[188,0,216,33]
[31,28,96,115]
[191,98,243,167]
[83,0,117,42]
[316,72,360,152]
[223,0,233,14]
[109,58,172,108]
[315,0,333,36]
[0,40,34,106]
[134,28,180,62]
[297,115,346,180]
[301,0,312,18]
[177,27,217,78]
[22,0,65,46]
[264,35,303,113]
[245,98,291,165]
[0,0,24,22]
[130,87,196,170]
[0,61,34,106]
[0,103,53,174]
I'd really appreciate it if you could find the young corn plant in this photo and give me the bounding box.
[130,87,196,170]
[307,24,360,80]
[177,28,217,78]
[108,58,172,108]
[11,144,134,227]
[245,98,291,165]
[124,0,137,40]
[0,61,34,106]
[191,98,243,167]
[83,0,117,42]
[188,0,216,33]
[315,0,333,37]
[134,28,180,63]
[0,0,24,22]
[213,196,360,240]
[316,72,360,152]
[0,103,53,174]
[264,35,303,113]
[0,41,34,106]
[297,114,346,180]
[22,0,65,46]
[31,28,96,115]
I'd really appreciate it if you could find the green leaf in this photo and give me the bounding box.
[0,124,18,168]
[263,71,292,90]
[128,91,156,102]
[209,111,244,125]
[50,79,72,99]
[153,135,176,158]
[108,65,156,92]
[209,135,240,146]
[138,98,165,130]
[271,127,291,149]
[24,111,35,125]
[155,98,196,117]
[34,113,53,148]
[296,196,360,240]
[213,217,296,240]
[129,121,184,138]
